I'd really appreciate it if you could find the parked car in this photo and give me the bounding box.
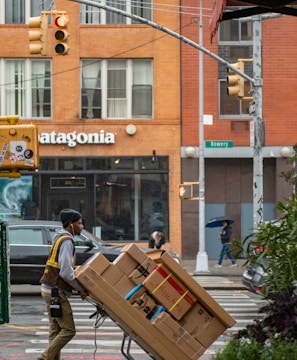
[4,220,180,285]
[242,220,281,294]
[242,245,269,294]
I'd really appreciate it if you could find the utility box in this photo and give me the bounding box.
[0,222,9,324]
[0,124,39,171]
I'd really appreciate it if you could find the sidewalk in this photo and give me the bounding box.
[10,259,247,296]
[181,258,247,290]
[182,258,246,275]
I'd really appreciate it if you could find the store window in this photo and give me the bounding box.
[81,59,153,119]
[1,59,51,118]
[37,156,169,242]
[218,11,253,118]
[80,0,152,24]
[0,175,38,221]
[95,172,168,241]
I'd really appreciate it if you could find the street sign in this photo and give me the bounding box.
[205,140,233,148]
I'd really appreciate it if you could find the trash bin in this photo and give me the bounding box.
[0,222,9,324]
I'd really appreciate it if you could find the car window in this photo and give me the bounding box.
[48,227,60,243]
[73,234,89,247]
[47,229,94,248]
[9,228,44,245]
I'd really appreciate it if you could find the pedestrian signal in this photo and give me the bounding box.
[179,184,192,199]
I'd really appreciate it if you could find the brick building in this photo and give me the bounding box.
[0,0,182,255]
[1,0,296,261]
[180,1,294,259]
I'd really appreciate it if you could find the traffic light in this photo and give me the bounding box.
[227,60,244,98]
[28,13,48,55]
[179,184,192,199]
[0,123,39,172]
[54,14,69,55]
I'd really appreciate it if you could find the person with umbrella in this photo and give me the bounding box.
[214,219,237,268]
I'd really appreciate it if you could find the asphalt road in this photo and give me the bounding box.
[0,286,265,360]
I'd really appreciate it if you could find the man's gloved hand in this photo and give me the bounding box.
[80,289,89,300]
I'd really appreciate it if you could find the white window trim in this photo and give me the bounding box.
[0,58,52,119]
[81,59,153,120]
[80,0,152,25]
[0,1,30,24]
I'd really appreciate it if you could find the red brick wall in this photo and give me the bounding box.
[181,0,297,148]
[0,0,183,256]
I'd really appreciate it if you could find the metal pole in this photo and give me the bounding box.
[252,16,264,228]
[196,0,208,272]
[69,0,254,84]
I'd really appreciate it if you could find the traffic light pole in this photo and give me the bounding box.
[251,16,264,227]
[68,0,264,247]
[196,0,208,272]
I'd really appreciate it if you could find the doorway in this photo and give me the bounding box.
[41,175,95,231]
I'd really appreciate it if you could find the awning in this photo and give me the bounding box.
[210,0,297,42]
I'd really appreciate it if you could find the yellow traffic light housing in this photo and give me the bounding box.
[0,116,39,177]
[28,13,48,56]
[227,60,244,99]
[179,184,192,199]
[54,14,69,55]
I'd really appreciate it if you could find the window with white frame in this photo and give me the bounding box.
[1,0,47,24]
[31,60,51,118]
[81,59,152,119]
[80,0,152,24]
[218,12,253,118]
[219,18,253,42]
[0,59,51,118]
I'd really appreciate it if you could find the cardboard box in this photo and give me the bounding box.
[74,246,234,359]
[147,250,235,328]
[119,243,148,263]
[128,257,157,285]
[178,302,227,348]
[143,264,197,320]
[125,284,146,304]
[114,245,157,281]
[132,292,157,319]
[152,312,205,359]
[75,252,109,276]
[75,270,193,360]
[113,252,137,275]
[74,251,141,300]
[113,274,136,297]
[75,253,123,286]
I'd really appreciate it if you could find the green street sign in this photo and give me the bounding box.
[205,140,234,148]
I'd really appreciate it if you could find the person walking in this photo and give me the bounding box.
[38,208,88,360]
[215,220,237,267]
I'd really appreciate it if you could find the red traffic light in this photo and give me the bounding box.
[54,14,69,55]
[54,16,69,28]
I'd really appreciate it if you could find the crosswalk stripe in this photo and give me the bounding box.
[27,290,265,359]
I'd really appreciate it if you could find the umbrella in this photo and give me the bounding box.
[206,216,234,228]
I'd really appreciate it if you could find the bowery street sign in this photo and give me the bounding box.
[205,140,233,148]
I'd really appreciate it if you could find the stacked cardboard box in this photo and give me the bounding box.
[75,244,235,360]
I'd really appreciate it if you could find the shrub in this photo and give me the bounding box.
[213,194,297,359]
[213,337,297,360]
